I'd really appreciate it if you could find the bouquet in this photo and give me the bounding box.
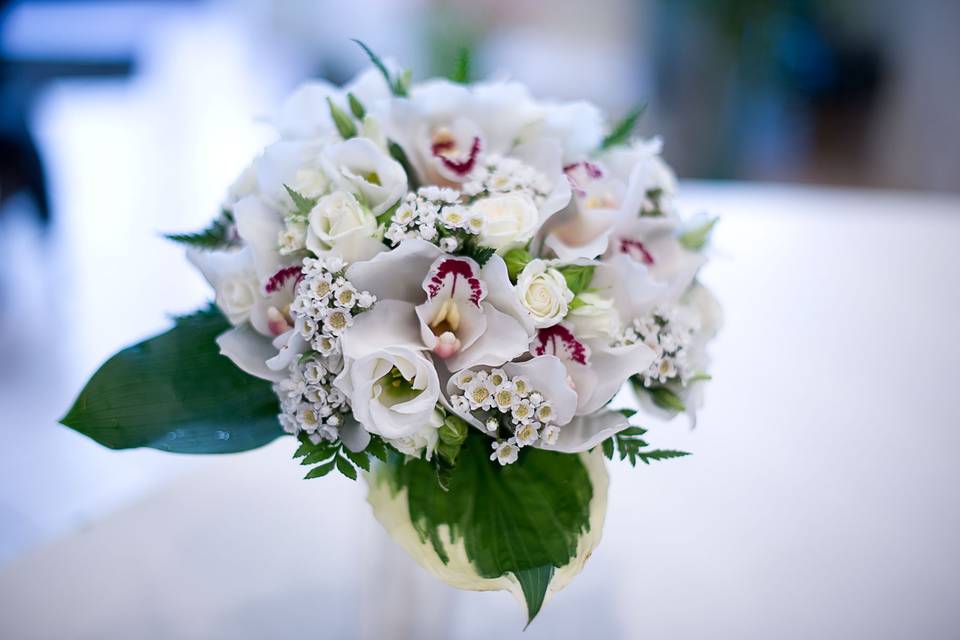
[62,42,720,624]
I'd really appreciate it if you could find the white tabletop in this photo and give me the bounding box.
[2,183,959,639]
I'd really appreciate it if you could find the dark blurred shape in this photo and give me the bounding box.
[652,0,892,187]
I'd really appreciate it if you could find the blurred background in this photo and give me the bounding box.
[0,1,958,637]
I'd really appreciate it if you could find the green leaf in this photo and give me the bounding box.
[503,247,533,282]
[164,212,236,250]
[336,454,359,480]
[61,306,283,453]
[376,199,401,227]
[638,449,690,465]
[344,447,372,472]
[679,217,718,251]
[601,437,614,460]
[347,92,366,119]
[388,140,419,190]
[304,459,336,479]
[451,47,471,84]
[462,242,496,267]
[381,433,593,622]
[327,96,357,140]
[557,264,596,295]
[599,104,647,150]
[283,185,318,218]
[647,385,686,412]
[516,566,554,626]
[365,435,388,462]
[352,39,409,97]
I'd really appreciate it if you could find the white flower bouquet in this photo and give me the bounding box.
[62,43,720,624]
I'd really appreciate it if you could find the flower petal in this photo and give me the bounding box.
[503,355,578,427]
[346,239,442,305]
[215,324,284,382]
[539,410,630,453]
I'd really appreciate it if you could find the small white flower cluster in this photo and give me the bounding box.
[275,256,376,442]
[384,186,478,250]
[274,356,348,443]
[289,256,376,355]
[462,154,551,206]
[614,305,698,387]
[449,368,561,466]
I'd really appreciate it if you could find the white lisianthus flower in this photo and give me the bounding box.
[306,190,382,263]
[471,193,539,252]
[515,260,574,328]
[335,300,442,439]
[322,137,407,216]
[387,408,443,460]
[567,292,621,340]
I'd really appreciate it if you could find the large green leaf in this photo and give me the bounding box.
[61,306,283,454]
[382,434,594,623]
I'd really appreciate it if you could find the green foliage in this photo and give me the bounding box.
[503,247,533,282]
[60,306,283,453]
[558,264,596,295]
[451,47,471,84]
[434,414,469,490]
[462,241,496,267]
[284,185,318,219]
[352,39,409,97]
[601,424,690,466]
[380,433,594,623]
[347,92,366,119]
[164,211,236,250]
[327,96,357,140]
[388,140,419,190]
[679,217,719,251]
[599,104,647,151]
[293,432,388,481]
[647,385,687,412]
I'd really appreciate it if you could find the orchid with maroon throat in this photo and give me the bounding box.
[61,42,721,627]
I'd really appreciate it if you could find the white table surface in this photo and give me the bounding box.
[2,183,959,639]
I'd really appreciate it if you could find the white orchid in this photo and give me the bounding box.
[346,240,531,372]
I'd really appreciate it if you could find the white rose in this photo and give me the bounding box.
[567,292,621,339]
[386,408,442,460]
[187,247,261,326]
[306,191,380,262]
[216,276,260,325]
[334,345,441,440]
[471,194,539,252]
[516,260,574,328]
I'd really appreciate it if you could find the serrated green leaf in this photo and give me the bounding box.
[463,243,496,267]
[301,447,335,466]
[600,104,647,150]
[617,408,637,419]
[304,459,337,479]
[60,306,283,453]
[283,185,318,218]
[380,433,593,624]
[347,92,366,119]
[679,217,718,251]
[336,454,359,480]
[344,448,372,472]
[619,426,648,437]
[164,215,236,250]
[327,96,357,140]
[365,435,388,462]
[451,47,471,84]
[638,449,690,465]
